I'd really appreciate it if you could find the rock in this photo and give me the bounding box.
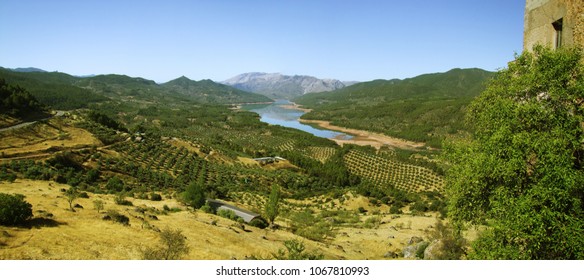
[408,236,424,245]
[147,214,158,220]
[403,241,430,259]
[423,240,443,260]
[384,251,399,259]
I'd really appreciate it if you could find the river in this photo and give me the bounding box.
[240,100,354,140]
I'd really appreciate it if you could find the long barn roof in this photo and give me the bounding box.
[206,199,261,223]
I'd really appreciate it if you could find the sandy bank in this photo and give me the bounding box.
[277,103,313,113]
[300,119,426,150]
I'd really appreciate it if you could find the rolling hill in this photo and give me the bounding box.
[294,68,495,147]
[162,76,272,104]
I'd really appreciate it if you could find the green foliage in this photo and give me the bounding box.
[149,192,162,201]
[295,68,494,147]
[264,185,280,224]
[200,202,215,214]
[142,228,190,260]
[114,193,133,206]
[0,68,108,110]
[93,199,104,213]
[248,218,268,229]
[64,187,79,211]
[183,182,206,210]
[105,209,130,226]
[87,110,126,132]
[444,46,584,259]
[105,176,124,192]
[289,210,335,242]
[427,220,466,260]
[217,209,244,223]
[162,76,272,104]
[0,78,47,118]
[0,193,33,225]
[272,239,324,260]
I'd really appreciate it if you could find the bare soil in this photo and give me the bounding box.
[299,119,426,150]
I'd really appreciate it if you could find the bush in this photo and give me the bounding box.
[217,209,244,223]
[200,202,215,214]
[114,194,133,206]
[0,193,33,225]
[149,192,162,201]
[249,218,268,229]
[272,239,323,260]
[142,228,190,260]
[105,210,130,226]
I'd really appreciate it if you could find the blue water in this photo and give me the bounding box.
[241,100,354,140]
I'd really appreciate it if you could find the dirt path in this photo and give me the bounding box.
[0,111,65,133]
[299,119,426,150]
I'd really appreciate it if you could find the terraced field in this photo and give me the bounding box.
[304,146,336,163]
[344,150,444,193]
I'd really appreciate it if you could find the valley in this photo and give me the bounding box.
[0,68,450,260]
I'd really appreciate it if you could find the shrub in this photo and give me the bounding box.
[217,209,244,223]
[142,228,190,260]
[114,194,133,206]
[273,239,323,260]
[249,218,268,229]
[93,199,104,213]
[149,192,162,201]
[105,176,124,192]
[0,193,33,225]
[200,202,215,214]
[105,210,130,226]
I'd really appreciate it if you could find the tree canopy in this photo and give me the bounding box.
[444,46,584,259]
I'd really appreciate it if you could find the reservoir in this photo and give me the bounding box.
[241,100,354,140]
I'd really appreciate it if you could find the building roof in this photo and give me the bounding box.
[206,199,261,223]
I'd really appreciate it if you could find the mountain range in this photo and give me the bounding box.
[223,72,346,99]
[0,67,271,109]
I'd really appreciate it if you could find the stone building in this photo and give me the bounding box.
[524,0,584,50]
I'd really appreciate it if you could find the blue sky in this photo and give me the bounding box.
[0,0,525,83]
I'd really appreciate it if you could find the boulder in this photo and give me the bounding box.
[408,236,424,244]
[403,241,430,259]
[423,240,443,260]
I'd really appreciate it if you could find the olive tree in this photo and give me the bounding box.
[444,46,584,259]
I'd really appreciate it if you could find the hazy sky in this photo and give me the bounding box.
[0,0,525,83]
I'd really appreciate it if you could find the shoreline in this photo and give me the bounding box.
[299,119,426,150]
[277,102,312,113]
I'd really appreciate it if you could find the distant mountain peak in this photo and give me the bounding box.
[223,72,346,99]
[11,67,47,73]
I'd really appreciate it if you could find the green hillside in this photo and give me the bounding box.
[0,68,109,110]
[162,76,272,104]
[294,68,495,147]
[0,68,272,110]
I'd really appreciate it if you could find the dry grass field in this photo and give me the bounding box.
[0,179,441,260]
[0,118,101,159]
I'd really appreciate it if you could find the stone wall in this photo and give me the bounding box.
[524,0,584,50]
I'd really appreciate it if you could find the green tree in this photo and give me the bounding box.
[264,184,281,225]
[0,193,33,225]
[93,199,104,213]
[183,182,205,210]
[65,187,78,212]
[444,46,584,259]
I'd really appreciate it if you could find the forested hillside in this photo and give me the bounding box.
[294,68,494,147]
[0,68,271,110]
